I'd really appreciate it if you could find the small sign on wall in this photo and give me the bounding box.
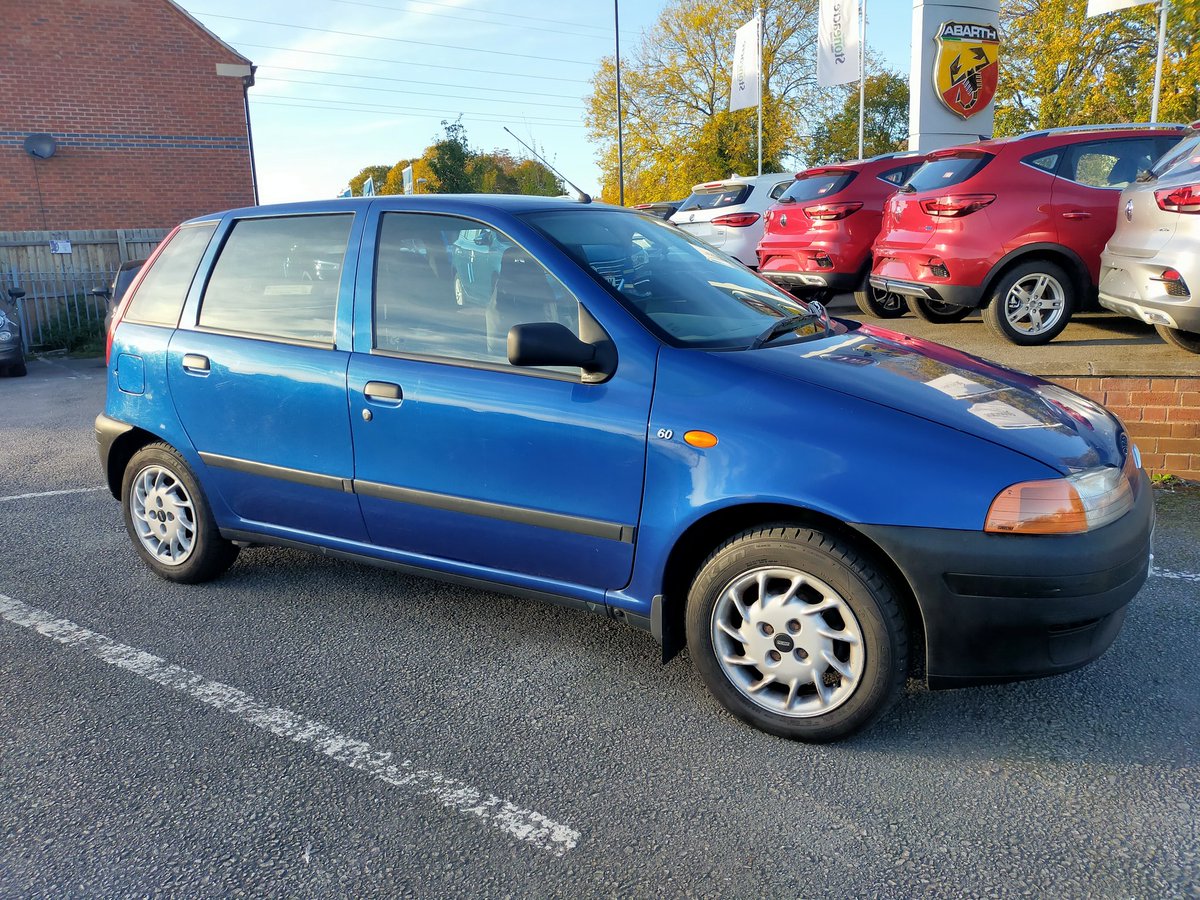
[48,236,72,254]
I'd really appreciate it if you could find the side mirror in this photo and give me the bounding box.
[507,322,616,381]
[90,287,111,300]
[7,288,25,301]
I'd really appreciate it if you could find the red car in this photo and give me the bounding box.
[870,124,1186,344]
[757,152,927,317]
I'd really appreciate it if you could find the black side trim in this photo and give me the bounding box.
[198,451,346,492]
[95,414,135,497]
[219,527,611,619]
[354,479,636,543]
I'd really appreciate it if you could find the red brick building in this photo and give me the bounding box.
[0,0,256,231]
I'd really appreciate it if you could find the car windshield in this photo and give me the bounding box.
[905,153,993,192]
[523,208,844,350]
[780,171,856,202]
[677,184,753,212]
[1151,133,1200,179]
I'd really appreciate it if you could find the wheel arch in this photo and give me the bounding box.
[104,425,163,499]
[655,502,927,677]
[979,244,1091,308]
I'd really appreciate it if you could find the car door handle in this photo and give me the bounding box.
[1062,211,1092,220]
[364,381,403,403]
[181,354,210,373]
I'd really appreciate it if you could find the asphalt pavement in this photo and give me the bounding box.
[1,356,1198,898]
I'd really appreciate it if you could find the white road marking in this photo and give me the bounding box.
[0,593,580,857]
[0,487,108,503]
[1151,566,1200,584]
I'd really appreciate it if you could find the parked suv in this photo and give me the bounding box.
[670,173,796,267]
[757,152,926,317]
[871,125,1186,344]
[1099,125,1200,354]
[98,196,1152,742]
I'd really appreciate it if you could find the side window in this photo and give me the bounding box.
[1023,152,1059,174]
[769,180,791,199]
[122,222,217,326]
[1061,139,1162,189]
[374,213,581,374]
[879,164,919,186]
[198,214,352,345]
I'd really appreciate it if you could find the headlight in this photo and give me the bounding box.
[985,448,1140,535]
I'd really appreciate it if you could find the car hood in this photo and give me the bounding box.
[726,321,1124,473]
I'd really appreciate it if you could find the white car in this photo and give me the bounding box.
[670,173,795,267]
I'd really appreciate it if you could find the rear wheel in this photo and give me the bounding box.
[982,260,1075,345]
[906,296,972,323]
[854,278,907,319]
[121,443,238,583]
[686,524,907,742]
[1156,324,1200,354]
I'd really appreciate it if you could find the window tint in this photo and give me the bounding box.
[1060,138,1163,188]
[878,164,920,186]
[906,154,993,192]
[198,215,352,344]
[677,185,752,212]
[768,180,792,199]
[1151,133,1200,179]
[1023,152,1059,173]
[374,213,581,372]
[123,223,216,326]
[781,171,856,202]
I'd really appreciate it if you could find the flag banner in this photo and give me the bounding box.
[729,16,761,111]
[817,0,860,87]
[1086,0,1150,15]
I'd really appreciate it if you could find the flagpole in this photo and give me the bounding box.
[757,4,763,175]
[1151,0,1168,121]
[857,0,866,158]
[615,0,625,204]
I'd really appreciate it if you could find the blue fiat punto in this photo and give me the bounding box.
[97,195,1153,741]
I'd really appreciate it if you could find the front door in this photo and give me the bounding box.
[348,210,654,592]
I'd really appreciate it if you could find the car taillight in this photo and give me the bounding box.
[803,202,862,221]
[985,452,1138,535]
[919,193,996,217]
[1155,184,1200,214]
[711,212,761,227]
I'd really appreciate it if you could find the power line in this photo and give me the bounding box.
[261,64,582,100]
[252,99,585,129]
[326,0,614,40]
[238,42,592,84]
[191,12,597,66]
[251,92,582,125]
[257,76,582,110]
[349,0,639,36]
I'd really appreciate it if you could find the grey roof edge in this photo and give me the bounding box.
[162,0,254,66]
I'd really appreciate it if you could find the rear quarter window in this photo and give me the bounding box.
[122,223,216,327]
[906,154,993,192]
[781,172,856,202]
[678,185,753,212]
[1152,133,1200,179]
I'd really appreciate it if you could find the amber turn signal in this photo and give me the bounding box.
[684,430,718,448]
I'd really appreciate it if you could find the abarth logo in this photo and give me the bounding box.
[933,21,1000,120]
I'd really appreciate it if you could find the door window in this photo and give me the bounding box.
[123,222,217,327]
[198,214,352,344]
[373,213,581,373]
[1059,138,1164,189]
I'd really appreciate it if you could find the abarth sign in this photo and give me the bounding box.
[933,21,1000,120]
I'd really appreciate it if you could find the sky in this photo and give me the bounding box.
[175,0,915,204]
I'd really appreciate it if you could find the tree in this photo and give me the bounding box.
[584,0,821,205]
[803,72,910,165]
[382,157,437,195]
[349,165,390,197]
[426,120,475,194]
[995,0,1199,135]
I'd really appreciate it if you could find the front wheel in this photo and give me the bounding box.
[121,443,239,583]
[854,279,907,318]
[906,296,973,323]
[982,260,1075,345]
[686,525,908,742]
[1156,324,1200,354]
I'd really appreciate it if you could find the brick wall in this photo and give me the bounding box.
[1052,376,1200,480]
[0,0,254,231]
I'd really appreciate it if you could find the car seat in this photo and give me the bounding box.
[485,246,560,356]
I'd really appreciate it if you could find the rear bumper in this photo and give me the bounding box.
[857,471,1154,688]
[761,269,861,293]
[95,413,134,499]
[1098,251,1200,332]
[868,275,982,308]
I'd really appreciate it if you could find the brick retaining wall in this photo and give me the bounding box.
[1051,376,1200,480]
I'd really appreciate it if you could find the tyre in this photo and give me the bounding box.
[686,524,907,742]
[906,296,973,323]
[1156,324,1200,355]
[982,260,1075,345]
[121,443,239,584]
[10,362,26,377]
[853,278,907,319]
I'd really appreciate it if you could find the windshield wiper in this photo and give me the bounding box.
[748,305,830,350]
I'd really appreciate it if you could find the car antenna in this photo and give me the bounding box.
[503,126,591,203]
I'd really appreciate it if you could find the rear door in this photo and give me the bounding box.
[168,211,368,541]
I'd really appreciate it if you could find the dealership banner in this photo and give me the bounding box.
[1086,0,1149,14]
[729,16,761,111]
[817,0,860,87]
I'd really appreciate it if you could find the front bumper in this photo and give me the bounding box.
[1098,251,1200,332]
[858,471,1154,688]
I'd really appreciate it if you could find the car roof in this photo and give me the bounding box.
[181,194,620,226]
[686,173,794,192]
[933,124,1188,158]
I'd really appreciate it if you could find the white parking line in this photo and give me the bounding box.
[0,487,108,503]
[1151,566,1200,584]
[0,593,580,857]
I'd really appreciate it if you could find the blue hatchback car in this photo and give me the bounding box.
[98,195,1154,741]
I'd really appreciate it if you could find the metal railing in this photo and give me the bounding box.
[3,265,118,352]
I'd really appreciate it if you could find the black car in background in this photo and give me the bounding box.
[97,259,146,335]
[0,289,26,377]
